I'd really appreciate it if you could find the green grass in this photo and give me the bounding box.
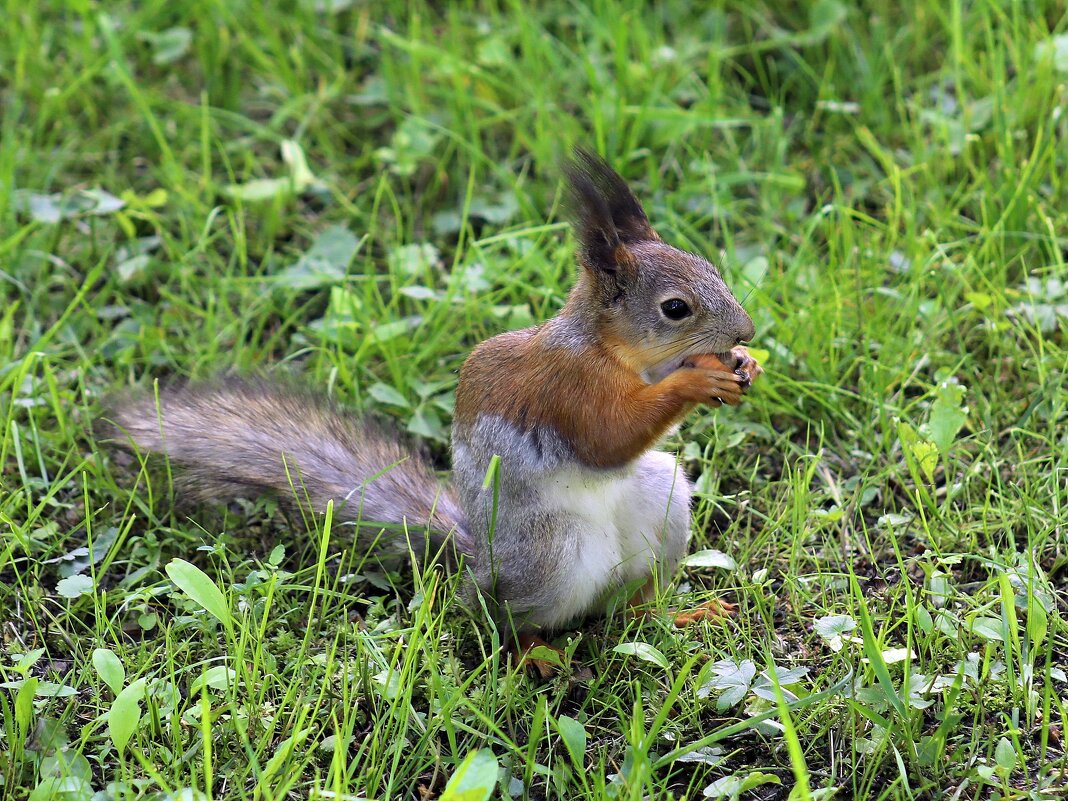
[2,1,1067,798]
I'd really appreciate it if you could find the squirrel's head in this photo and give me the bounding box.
[563,149,756,382]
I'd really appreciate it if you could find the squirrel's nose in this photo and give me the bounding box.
[736,314,756,344]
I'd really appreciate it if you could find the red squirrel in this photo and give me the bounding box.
[107,150,761,675]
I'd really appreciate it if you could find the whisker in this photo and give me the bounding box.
[634,331,713,363]
[638,332,705,359]
[739,264,766,308]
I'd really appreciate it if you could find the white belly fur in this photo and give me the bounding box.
[538,452,690,626]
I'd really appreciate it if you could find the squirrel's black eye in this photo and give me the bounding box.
[660,298,691,320]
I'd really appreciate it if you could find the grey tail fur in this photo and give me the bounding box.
[104,378,470,559]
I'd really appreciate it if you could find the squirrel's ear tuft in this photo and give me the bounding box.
[563,148,658,272]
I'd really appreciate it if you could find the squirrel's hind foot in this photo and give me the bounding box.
[672,598,737,627]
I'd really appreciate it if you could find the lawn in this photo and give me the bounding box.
[2,1,1067,799]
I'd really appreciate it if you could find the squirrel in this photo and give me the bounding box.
[106,149,760,675]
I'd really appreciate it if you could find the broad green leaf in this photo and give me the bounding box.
[994,737,1017,773]
[676,746,725,767]
[28,777,93,801]
[914,604,933,634]
[877,647,914,664]
[699,658,756,711]
[108,679,146,754]
[524,645,563,670]
[2,679,78,698]
[399,285,440,301]
[814,615,856,638]
[222,177,293,202]
[928,380,968,455]
[13,647,45,673]
[374,117,442,177]
[83,189,125,215]
[703,775,743,799]
[556,715,587,769]
[613,642,670,671]
[368,383,410,409]
[274,225,363,289]
[268,544,285,567]
[93,648,125,696]
[1006,552,1055,613]
[138,27,192,64]
[928,570,953,605]
[878,512,913,528]
[372,319,414,343]
[903,672,935,710]
[309,285,364,344]
[469,192,519,224]
[57,526,119,578]
[809,0,846,30]
[190,666,236,695]
[1027,602,1048,646]
[165,558,232,629]
[306,225,361,265]
[33,717,70,752]
[407,405,447,442]
[15,677,38,738]
[704,771,780,799]
[281,139,319,190]
[804,0,847,43]
[40,751,92,782]
[740,772,782,793]
[116,254,151,283]
[897,420,936,482]
[681,549,736,570]
[910,439,938,483]
[476,36,510,67]
[1034,33,1068,73]
[56,574,94,599]
[372,668,401,700]
[742,256,768,285]
[968,617,1004,642]
[272,258,343,290]
[751,665,808,702]
[13,189,124,223]
[15,191,66,222]
[155,790,209,801]
[262,728,312,784]
[388,243,440,277]
[440,748,499,801]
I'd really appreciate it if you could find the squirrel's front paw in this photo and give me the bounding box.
[716,346,763,389]
[676,354,747,406]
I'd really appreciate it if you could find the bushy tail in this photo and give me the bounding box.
[104,378,469,556]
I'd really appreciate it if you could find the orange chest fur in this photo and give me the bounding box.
[454,333,690,469]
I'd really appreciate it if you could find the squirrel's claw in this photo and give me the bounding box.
[680,351,762,407]
[728,346,763,387]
